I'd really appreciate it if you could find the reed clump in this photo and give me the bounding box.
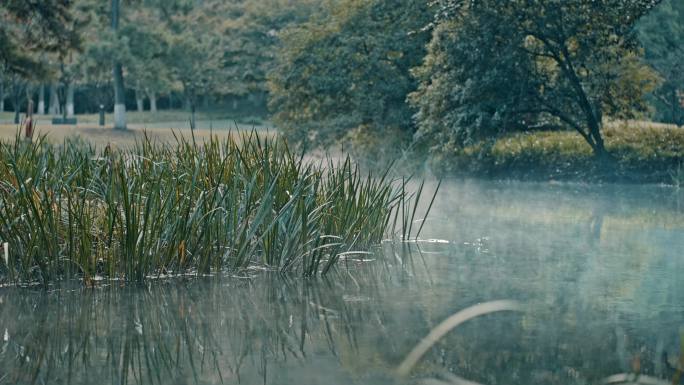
[0,132,427,285]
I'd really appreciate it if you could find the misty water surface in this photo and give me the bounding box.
[0,180,682,385]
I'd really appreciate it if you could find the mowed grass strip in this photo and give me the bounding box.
[436,122,684,183]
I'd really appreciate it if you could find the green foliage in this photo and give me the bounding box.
[409,17,538,150]
[432,122,684,183]
[269,0,432,151]
[0,1,82,76]
[163,4,223,115]
[122,7,174,98]
[0,0,320,116]
[638,0,684,126]
[216,0,323,98]
[411,0,661,158]
[0,133,423,285]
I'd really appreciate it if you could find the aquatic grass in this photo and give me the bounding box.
[0,132,430,285]
[396,300,523,378]
[0,270,393,385]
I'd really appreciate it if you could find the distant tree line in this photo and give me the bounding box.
[270,0,680,162]
[0,0,322,128]
[0,0,682,159]
[638,0,684,127]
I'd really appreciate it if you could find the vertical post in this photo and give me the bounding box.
[24,99,34,140]
[12,81,21,124]
[99,104,106,126]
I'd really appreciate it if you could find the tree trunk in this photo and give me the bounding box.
[672,88,678,126]
[0,80,5,112]
[57,84,67,121]
[26,87,33,114]
[554,45,609,159]
[583,115,607,160]
[135,88,144,112]
[148,91,157,113]
[184,89,196,129]
[111,0,127,130]
[49,84,60,115]
[190,102,196,130]
[37,84,45,115]
[13,89,20,124]
[113,64,127,130]
[11,79,26,124]
[66,83,75,118]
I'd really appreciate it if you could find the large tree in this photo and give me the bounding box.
[7,73,29,123]
[162,3,223,128]
[216,0,322,110]
[1,1,83,123]
[638,0,684,126]
[0,1,80,75]
[122,6,173,113]
[411,0,661,158]
[269,0,432,152]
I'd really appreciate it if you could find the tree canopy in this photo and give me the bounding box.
[269,0,432,154]
[1,0,680,172]
[0,0,323,117]
[0,0,82,76]
[411,0,661,157]
[638,0,684,126]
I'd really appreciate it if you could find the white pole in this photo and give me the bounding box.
[3,242,7,266]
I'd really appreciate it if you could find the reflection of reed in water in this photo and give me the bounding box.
[0,269,393,385]
[0,240,682,385]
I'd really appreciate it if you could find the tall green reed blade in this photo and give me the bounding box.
[0,131,432,285]
[415,179,442,240]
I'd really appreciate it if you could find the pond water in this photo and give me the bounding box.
[1,180,682,385]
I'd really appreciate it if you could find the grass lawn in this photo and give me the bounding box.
[435,120,684,184]
[0,110,273,147]
[0,109,267,125]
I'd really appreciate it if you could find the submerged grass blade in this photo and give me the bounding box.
[396,300,522,377]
